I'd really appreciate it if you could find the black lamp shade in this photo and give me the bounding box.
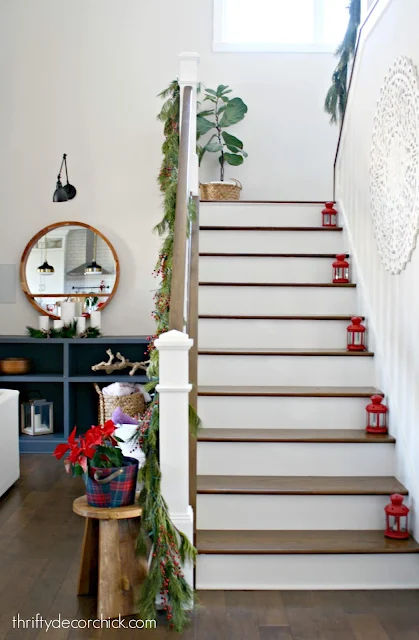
[37,261,55,275]
[53,178,68,203]
[84,260,103,275]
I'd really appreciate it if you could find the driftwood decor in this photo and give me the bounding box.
[91,349,149,376]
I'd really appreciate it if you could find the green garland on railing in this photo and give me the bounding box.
[324,0,361,124]
[135,80,198,632]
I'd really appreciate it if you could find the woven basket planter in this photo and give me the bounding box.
[200,179,242,201]
[94,384,145,425]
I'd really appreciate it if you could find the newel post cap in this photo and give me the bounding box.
[154,329,193,351]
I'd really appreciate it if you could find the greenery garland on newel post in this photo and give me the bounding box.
[135,80,198,632]
[324,0,361,124]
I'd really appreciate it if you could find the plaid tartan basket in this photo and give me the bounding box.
[86,456,139,508]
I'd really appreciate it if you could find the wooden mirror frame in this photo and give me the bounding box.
[20,221,120,319]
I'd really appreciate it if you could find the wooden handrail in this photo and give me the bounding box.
[333,0,381,198]
[169,85,193,332]
[187,196,200,522]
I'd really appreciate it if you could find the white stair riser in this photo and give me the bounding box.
[200,256,337,284]
[199,318,350,349]
[198,396,370,429]
[199,286,357,315]
[197,494,391,530]
[196,554,419,590]
[200,203,325,227]
[197,442,394,476]
[200,230,344,254]
[198,355,375,386]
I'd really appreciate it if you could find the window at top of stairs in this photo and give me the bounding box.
[213,0,349,53]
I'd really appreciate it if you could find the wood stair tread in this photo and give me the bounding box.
[200,226,342,232]
[198,386,382,397]
[199,314,363,321]
[197,475,407,495]
[199,348,373,356]
[199,282,356,288]
[199,253,348,258]
[196,530,419,555]
[198,428,395,444]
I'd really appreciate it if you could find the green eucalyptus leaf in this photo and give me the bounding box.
[219,97,248,128]
[205,88,218,96]
[197,116,214,136]
[224,144,241,153]
[204,95,217,103]
[220,96,230,103]
[205,142,223,153]
[224,153,244,166]
[221,88,233,95]
[198,109,215,117]
[218,106,226,114]
[217,84,229,96]
[222,131,243,149]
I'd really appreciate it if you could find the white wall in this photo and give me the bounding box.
[0,0,338,335]
[336,0,419,534]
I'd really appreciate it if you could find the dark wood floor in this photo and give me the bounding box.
[0,455,418,639]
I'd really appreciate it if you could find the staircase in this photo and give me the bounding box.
[195,201,419,590]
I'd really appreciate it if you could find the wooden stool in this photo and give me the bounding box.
[73,495,148,620]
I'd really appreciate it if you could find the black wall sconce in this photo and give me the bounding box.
[53,153,77,202]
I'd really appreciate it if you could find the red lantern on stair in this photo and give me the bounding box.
[347,317,366,351]
[385,494,409,540]
[366,394,388,434]
[333,254,350,283]
[322,202,338,227]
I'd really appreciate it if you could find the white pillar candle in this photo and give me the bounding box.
[53,320,63,330]
[74,300,83,317]
[76,316,86,333]
[90,311,101,330]
[34,413,42,433]
[61,302,76,324]
[38,316,50,331]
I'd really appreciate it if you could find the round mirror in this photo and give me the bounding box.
[20,222,119,319]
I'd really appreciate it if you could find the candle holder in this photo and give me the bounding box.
[21,399,54,436]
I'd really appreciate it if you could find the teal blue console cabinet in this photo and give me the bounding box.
[0,337,150,453]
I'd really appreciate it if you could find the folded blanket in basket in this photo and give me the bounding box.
[102,382,151,402]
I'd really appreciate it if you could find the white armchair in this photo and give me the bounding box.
[0,389,20,497]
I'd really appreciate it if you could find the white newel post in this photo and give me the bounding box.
[179,52,200,197]
[155,330,194,590]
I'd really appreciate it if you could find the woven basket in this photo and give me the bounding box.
[94,384,145,425]
[200,179,242,201]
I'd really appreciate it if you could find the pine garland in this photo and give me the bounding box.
[135,80,198,632]
[324,0,361,124]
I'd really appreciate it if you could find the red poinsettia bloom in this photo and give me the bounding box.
[53,421,117,473]
[54,427,78,460]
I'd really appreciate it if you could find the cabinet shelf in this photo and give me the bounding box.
[69,375,149,383]
[0,375,64,382]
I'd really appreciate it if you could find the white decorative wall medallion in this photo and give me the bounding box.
[370,56,419,274]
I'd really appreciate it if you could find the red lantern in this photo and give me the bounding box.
[322,202,338,227]
[332,254,350,283]
[385,494,409,540]
[347,317,366,351]
[366,394,388,434]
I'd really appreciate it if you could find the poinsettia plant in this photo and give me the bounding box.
[54,420,124,475]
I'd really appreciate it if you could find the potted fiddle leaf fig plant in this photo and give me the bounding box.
[197,85,248,201]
